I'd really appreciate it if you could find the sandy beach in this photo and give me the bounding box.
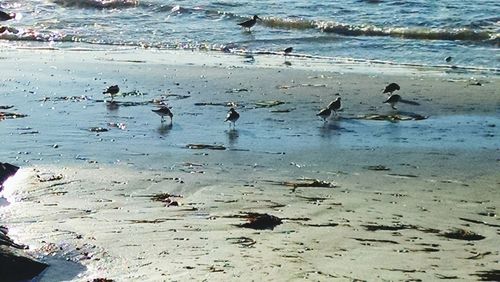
[1,48,499,281]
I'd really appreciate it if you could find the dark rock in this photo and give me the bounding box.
[0,228,48,281]
[0,246,48,281]
[0,162,19,191]
[0,226,26,249]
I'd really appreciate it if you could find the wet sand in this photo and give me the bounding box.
[0,48,499,281]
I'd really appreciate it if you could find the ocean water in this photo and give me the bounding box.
[0,0,498,70]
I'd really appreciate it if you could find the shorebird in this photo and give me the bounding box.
[327,97,342,116]
[316,107,332,122]
[383,83,400,95]
[225,108,240,128]
[317,96,342,121]
[0,10,15,21]
[103,85,119,101]
[383,94,402,110]
[152,106,173,123]
[284,47,293,55]
[237,15,260,31]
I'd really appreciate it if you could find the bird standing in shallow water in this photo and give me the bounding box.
[237,15,260,31]
[383,94,402,110]
[284,47,293,56]
[103,85,119,101]
[383,83,400,95]
[317,96,342,122]
[152,106,173,123]
[316,107,332,122]
[225,108,240,129]
[327,97,342,116]
[283,47,293,64]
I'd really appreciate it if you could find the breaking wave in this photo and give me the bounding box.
[51,0,140,9]
[263,17,497,43]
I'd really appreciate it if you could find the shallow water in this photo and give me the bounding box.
[0,0,498,70]
[1,78,498,179]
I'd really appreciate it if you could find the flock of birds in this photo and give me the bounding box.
[4,11,410,128]
[102,81,404,129]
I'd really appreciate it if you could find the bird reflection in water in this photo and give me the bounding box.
[319,119,342,138]
[157,123,173,136]
[226,129,239,146]
[106,100,119,111]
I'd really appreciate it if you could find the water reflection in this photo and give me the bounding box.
[157,123,173,136]
[105,101,119,111]
[226,129,239,146]
[319,120,342,138]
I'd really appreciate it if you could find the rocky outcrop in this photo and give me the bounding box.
[0,162,19,191]
[0,227,48,281]
[1,163,48,281]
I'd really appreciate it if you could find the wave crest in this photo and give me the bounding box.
[258,16,496,43]
[316,21,494,41]
[51,0,139,9]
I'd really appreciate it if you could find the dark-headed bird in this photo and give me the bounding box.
[103,85,119,101]
[383,83,400,95]
[284,47,293,55]
[237,15,260,31]
[383,93,420,110]
[383,94,402,110]
[152,106,173,123]
[327,97,342,116]
[225,108,240,128]
[316,107,332,122]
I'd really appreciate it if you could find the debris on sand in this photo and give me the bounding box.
[472,270,500,281]
[355,113,427,121]
[92,279,114,282]
[194,102,235,107]
[226,236,257,247]
[151,193,183,207]
[362,224,414,231]
[88,127,109,133]
[254,100,285,108]
[364,165,390,171]
[225,88,249,93]
[352,237,399,244]
[238,212,282,230]
[265,179,337,190]
[441,228,485,241]
[36,172,63,182]
[186,144,226,150]
[0,111,28,120]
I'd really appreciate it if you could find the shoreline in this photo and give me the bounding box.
[2,163,498,281]
[0,47,499,281]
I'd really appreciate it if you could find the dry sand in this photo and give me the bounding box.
[0,48,499,281]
